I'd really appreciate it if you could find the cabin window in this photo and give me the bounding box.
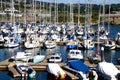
[76,52,79,54]
[51,57,54,59]
[71,51,74,54]
[56,57,60,59]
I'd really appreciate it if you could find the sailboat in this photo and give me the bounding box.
[4,36,20,48]
[65,1,78,49]
[66,39,78,49]
[101,1,116,50]
[102,39,116,50]
[115,32,120,45]
[4,0,20,48]
[24,0,41,49]
[88,4,106,64]
[76,1,84,39]
[81,1,94,50]
[44,39,56,49]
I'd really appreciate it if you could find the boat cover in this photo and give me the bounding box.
[33,55,45,63]
[69,60,90,74]
[97,62,120,78]
[47,63,65,76]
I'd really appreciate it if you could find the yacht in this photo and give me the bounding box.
[68,49,83,60]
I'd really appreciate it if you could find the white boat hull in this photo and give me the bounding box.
[4,43,19,48]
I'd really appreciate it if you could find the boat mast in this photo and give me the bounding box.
[5,0,7,23]
[35,0,37,27]
[0,0,2,10]
[32,0,35,24]
[64,3,65,23]
[96,5,102,57]
[108,1,111,35]
[102,0,105,28]
[67,4,69,23]
[78,0,80,26]
[56,0,58,24]
[54,0,57,25]
[42,0,45,25]
[49,1,52,25]
[87,0,92,30]
[0,0,3,22]
[39,1,41,24]
[24,0,26,27]
[11,0,13,25]
[84,1,88,39]
[89,0,92,26]
[70,0,74,25]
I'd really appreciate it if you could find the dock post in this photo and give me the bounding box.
[101,47,105,62]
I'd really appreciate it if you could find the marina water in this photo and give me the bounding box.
[0,25,120,80]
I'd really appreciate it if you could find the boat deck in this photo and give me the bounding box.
[8,63,21,78]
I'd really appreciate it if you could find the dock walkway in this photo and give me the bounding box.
[0,56,79,80]
[8,63,21,78]
[1,56,120,79]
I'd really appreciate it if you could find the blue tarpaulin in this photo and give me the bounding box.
[69,60,90,74]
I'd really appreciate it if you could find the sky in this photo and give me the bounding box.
[36,0,120,4]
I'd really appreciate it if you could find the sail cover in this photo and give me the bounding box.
[69,60,90,74]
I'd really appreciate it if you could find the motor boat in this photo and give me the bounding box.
[63,60,98,80]
[16,63,36,78]
[48,53,62,63]
[67,49,83,60]
[96,62,120,80]
[32,53,45,63]
[10,52,32,62]
[47,63,66,80]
